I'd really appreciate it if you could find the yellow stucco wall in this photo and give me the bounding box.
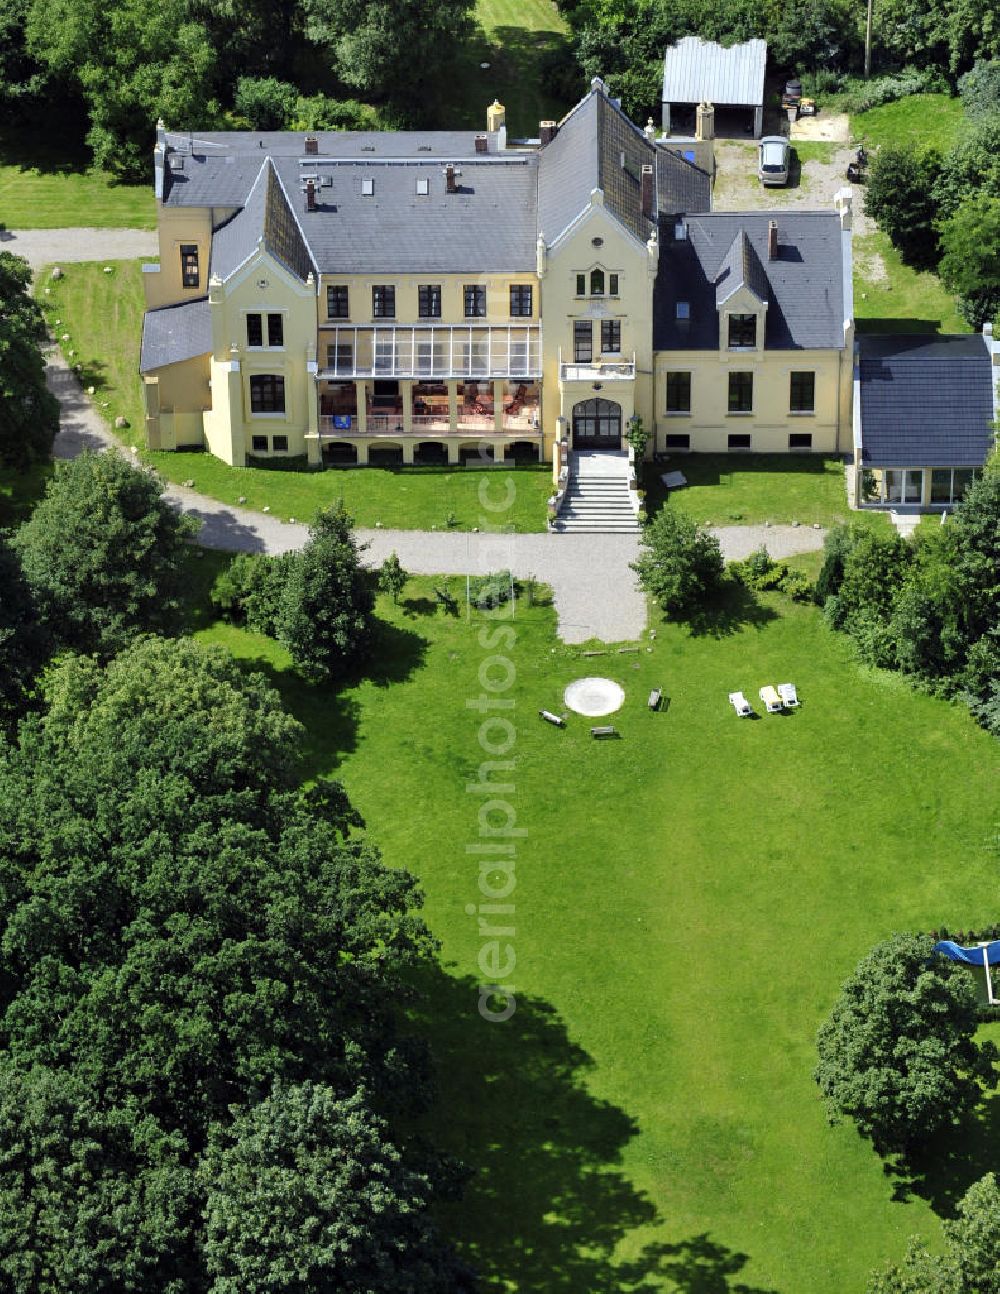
[143,356,210,449]
[201,251,319,466]
[652,347,849,454]
[143,205,213,310]
[540,196,657,455]
[315,272,538,326]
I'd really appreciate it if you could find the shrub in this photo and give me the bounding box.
[958,59,1000,118]
[470,570,514,610]
[842,67,947,113]
[631,509,725,616]
[211,552,291,635]
[782,570,815,603]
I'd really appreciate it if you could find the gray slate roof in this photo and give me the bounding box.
[211,159,316,282]
[858,333,995,467]
[653,212,845,351]
[662,37,767,107]
[271,155,538,274]
[656,148,712,216]
[162,129,504,207]
[162,86,709,275]
[140,296,211,372]
[537,87,658,245]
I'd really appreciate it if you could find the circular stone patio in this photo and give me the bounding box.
[563,677,625,717]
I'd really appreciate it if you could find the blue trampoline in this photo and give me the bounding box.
[934,939,1000,965]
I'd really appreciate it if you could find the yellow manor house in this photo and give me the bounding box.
[139,79,856,478]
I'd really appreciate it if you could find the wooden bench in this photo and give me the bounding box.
[648,688,662,711]
[538,709,566,728]
[591,725,618,739]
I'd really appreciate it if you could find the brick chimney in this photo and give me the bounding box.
[767,220,778,260]
[445,164,458,193]
[539,121,558,146]
[304,136,318,155]
[475,134,488,153]
[640,164,654,219]
[306,179,316,212]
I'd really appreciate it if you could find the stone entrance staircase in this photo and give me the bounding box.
[554,450,639,533]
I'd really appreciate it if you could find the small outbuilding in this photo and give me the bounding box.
[661,37,767,138]
[854,329,999,509]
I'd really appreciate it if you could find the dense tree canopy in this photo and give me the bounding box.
[817,469,1000,739]
[200,1083,474,1292]
[0,534,48,729]
[0,636,463,1288]
[13,450,195,656]
[938,197,1000,327]
[0,252,59,471]
[815,933,998,1153]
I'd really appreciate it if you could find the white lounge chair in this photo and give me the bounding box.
[759,685,783,714]
[777,682,799,708]
[729,691,753,717]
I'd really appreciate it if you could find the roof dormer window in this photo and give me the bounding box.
[416,177,429,195]
[361,177,374,195]
[728,314,757,348]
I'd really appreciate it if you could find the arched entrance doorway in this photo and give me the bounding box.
[572,398,622,449]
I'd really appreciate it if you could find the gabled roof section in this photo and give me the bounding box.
[209,159,314,283]
[654,212,845,351]
[537,81,657,245]
[140,297,211,373]
[662,37,767,107]
[715,229,769,307]
[858,333,995,468]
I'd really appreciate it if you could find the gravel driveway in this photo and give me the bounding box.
[2,227,158,268]
[44,346,825,644]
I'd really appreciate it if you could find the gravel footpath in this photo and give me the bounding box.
[44,346,826,643]
[3,227,158,268]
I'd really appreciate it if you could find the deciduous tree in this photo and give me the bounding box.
[815,933,998,1153]
[939,197,1000,328]
[631,507,724,616]
[276,501,376,679]
[200,1083,474,1293]
[13,450,196,656]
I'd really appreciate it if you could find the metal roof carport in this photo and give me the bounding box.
[662,37,768,139]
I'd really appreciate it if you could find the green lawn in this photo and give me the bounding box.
[854,231,969,335]
[644,455,884,529]
[0,128,155,230]
[853,93,965,156]
[38,260,552,531]
[192,564,1000,1293]
[446,0,575,137]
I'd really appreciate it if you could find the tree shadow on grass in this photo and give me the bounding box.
[684,579,779,639]
[411,966,779,1293]
[883,1090,1000,1219]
